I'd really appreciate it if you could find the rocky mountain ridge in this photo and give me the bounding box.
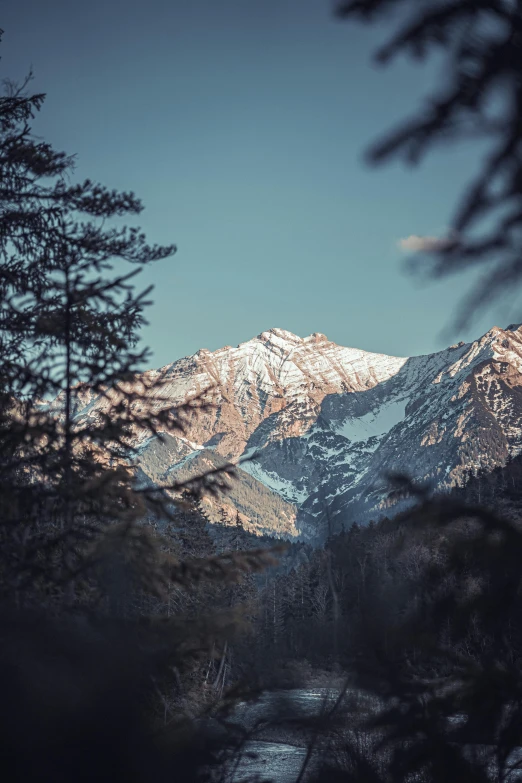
[69,324,522,542]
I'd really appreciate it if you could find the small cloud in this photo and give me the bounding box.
[398,233,457,253]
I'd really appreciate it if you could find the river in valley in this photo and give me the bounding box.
[218,687,374,782]
[209,687,522,782]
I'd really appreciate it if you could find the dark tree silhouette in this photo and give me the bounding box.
[0,36,252,609]
[0,33,281,782]
[336,0,522,329]
[0,49,178,606]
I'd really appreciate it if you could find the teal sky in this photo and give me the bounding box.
[1,0,508,367]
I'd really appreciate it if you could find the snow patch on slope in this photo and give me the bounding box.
[336,398,408,444]
[241,460,308,505]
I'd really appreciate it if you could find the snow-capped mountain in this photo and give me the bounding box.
[71,324,522,542]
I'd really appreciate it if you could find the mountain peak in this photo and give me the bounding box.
[68,321,522,541]
[256,328,330,345]
[256,328,301,344]
[306,332,328,343]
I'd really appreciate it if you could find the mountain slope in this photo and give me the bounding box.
[69,324,522,542]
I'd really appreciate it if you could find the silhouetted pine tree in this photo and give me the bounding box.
[336,0,522,330]
[0,40,280,782]
[0,50,256,610]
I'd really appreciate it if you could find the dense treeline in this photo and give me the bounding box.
[163,452,522,700]
[224,453,522,680]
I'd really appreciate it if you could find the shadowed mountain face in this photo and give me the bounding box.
[67,325,522,542]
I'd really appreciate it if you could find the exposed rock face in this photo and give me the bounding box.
[68,324,522,542]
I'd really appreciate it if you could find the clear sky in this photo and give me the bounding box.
[1,0,509,367]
